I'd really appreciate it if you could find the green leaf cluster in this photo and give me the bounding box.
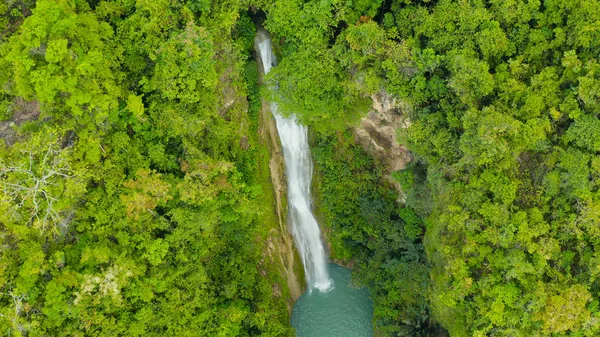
[0,2,292,336]
[257,0,600,335]
[378,1,600,335]
[312,132,432,335]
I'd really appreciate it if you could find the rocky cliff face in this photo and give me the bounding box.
[354,90,412,201]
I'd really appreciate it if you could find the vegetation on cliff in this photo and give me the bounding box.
[2,0,600,336]
[0,1,292,335]
[262,0,600,336]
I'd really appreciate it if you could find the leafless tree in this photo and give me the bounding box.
[0,143,73,234]
[0,291,30,336]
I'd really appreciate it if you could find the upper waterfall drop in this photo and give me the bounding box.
[256,29,333,292]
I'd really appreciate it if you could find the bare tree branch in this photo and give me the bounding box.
[0,291,30,335]
[0,143,76,234]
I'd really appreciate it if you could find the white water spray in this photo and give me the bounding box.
[256,29,332,292]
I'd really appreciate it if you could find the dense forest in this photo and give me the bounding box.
[1,0,600,336]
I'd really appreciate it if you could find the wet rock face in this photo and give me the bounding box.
[354,90,412,199]
[254,29,305,305]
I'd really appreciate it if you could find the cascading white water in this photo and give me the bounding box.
[256,29,332,292]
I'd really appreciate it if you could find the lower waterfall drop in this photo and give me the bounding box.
[256,29,332,292]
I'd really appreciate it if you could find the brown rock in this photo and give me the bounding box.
[354,89,412,201]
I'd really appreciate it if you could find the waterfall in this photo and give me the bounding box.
[256,29,333,292]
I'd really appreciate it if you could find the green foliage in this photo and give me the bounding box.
[312,132,431,335]
[564,114,600,152]
[4,0,122,127]
[265,47,367,130]
[0,1,292,336]
[258,0,600,334]
[144,22,217,105]
[0,132,86,235]
[233,13,256,54]
[261,1,377,132]
[0,94,11,121]
[378,0,600,335]
[3,0,599,335]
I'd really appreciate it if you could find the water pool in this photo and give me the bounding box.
[291,263,373,337]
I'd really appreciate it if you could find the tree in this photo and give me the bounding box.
[3,0,122,128]
[144,21,217,105]
[0,134,84,235]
